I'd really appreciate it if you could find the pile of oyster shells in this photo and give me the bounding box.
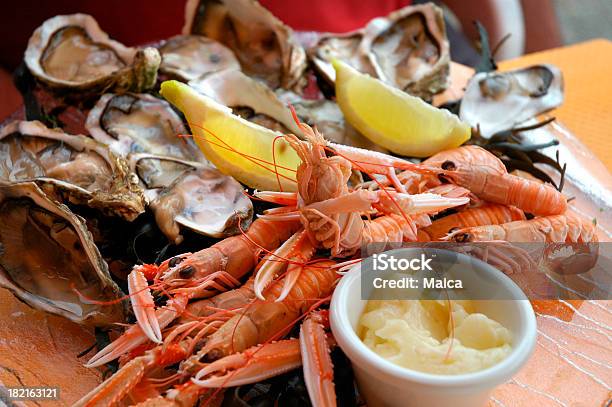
[0,0,454,327]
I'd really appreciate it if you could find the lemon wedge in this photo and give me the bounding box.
[160,80,300,191]
[333,60,471,157]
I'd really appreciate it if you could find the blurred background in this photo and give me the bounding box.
[1,0,611,120]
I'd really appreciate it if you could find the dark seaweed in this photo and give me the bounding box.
[474,21,497,73]
[469,117,568,191]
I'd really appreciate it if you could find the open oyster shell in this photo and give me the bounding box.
[460,65,564,137]
[309,3,450,100]
[24,14,160,93]
[0,181,126,326]
[86,92,201,160]
[190,70,383,150]
[130,154,253,244]
[0,120,145,220]
[277,90,387,152]
[189,70,300,134]
[183,0,307,91]
[158,35,241,82]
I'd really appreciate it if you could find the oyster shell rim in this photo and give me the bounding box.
[24,13,161,92]
[0,180,127,326]
[0,120,146,221]
[182,0,308,91]
[308,3,450,100]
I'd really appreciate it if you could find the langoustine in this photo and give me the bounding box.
[419,203,526,241]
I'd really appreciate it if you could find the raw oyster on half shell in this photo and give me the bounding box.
[0,181,126,326]
[309,3,450,100]
[86,92,201,160]
[130,154,253,244]
[460,65,564,137]
[190,70,383,150]
[183,0,307,91]
[24,14,160,94]
[0,120,145,220]
[158,34,241,81]
[189,70,300,134]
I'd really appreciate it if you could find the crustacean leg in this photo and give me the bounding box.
[75,343,189,407]
[253,230,316,301]
[192,311,336,406]
[86,294,188,368]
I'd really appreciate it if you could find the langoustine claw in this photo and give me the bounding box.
[192,311,337,407]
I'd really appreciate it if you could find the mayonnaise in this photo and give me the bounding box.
[358,300,512,375]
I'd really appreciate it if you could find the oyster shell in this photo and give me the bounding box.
[0,181,126,326]
[24,14,160,93]
[86,93,201,159]
[309,3,450,100]
[158,35,241,81]
[189,70,300,134]
[130,154,253,244]
[183,0,307,91]
[0,120,145,220]
[277,90,387,151]
[190,70,382,150]
[459,65,564,137]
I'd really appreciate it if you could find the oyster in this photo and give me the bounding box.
[0,181,126,326]
[183,0,307,91]
[277,90,387,151]
[189,70,300,134]
[0,120,145,220]
[460,65,564,137]
[24,14,160,93]
[158,35,241,81]
[190,69,382,150]
[309,3,450,100]
[86,93,201,159]
[130,154,253,244]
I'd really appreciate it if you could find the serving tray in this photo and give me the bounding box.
[0,63,610,406]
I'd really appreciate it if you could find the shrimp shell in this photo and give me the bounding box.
[441,165,567,216]
[449,213,597,243]
[181,260,337,374]
[420,204,526,241]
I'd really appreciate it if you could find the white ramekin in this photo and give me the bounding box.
[330,248,537,407]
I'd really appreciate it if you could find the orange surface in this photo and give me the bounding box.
[499,39,612,171]
[0,288,102,406]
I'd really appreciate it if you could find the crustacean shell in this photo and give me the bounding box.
[24,14,160,93]
[309,3,450,100]
[158,34,241,82]
[460,64,564,137]
[130,154,253,244]
[183,0,307,91]
[0,120,145,220]
[0,181,126,326]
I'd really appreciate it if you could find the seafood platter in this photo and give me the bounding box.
[0,1,610,406]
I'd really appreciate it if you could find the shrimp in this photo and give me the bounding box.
[181,260,337,375]
[86,278,257,368]
[157,217,301,299]
[424,145,507,174]
[419,204,526,241]
[440,161,567,216]
[448,213,597,243]
[251,120,468,297]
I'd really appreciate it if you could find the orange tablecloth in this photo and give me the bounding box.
[499,39,612,171]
